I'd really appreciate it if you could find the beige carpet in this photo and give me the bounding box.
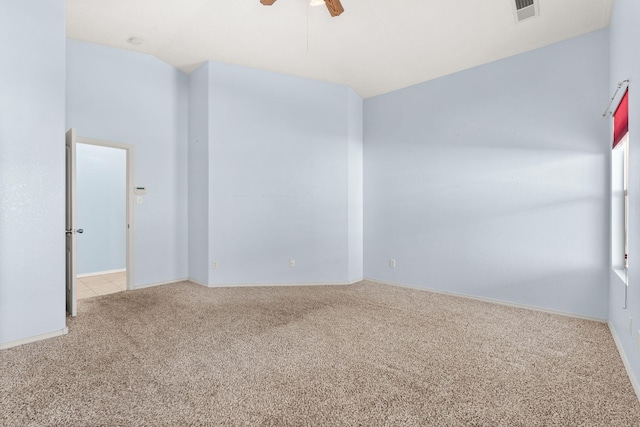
[1,281,639,426]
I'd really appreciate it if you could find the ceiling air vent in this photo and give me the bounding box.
[514,0,538,22]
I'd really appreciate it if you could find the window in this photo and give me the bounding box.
[612,90,629,277]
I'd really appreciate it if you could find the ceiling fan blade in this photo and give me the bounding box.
[259,0,344,17]
[324,0,344,17]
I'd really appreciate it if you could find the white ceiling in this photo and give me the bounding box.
[66,0,614,98]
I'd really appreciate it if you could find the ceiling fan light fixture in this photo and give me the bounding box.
[309,0,325,6]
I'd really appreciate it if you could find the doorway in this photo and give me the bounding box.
[76,142,127,299]
[65,130,134,316]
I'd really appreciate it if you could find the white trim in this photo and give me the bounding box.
[364,278,607,323]
[603,80,630,117]
[134,277,359,291]
[133,278,190,290]
[122,276,362,291]
[77,268,126,278]
[188,278,208,287]
[77,136,133,151]
[65,129,78,316]
[205,280,359,288]
[608,322,640,402]
[0,327,68,350]
[613,267,627,283]
[76,137,134,292]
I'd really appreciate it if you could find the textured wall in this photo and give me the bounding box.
[364,30,610,319]
[0,0,66,344]
[187,63,210,285]
[66,40,189,287]
[206,61,354,285]
[609,0,640,394]
[76,143,127,275]
[348,88,364,282]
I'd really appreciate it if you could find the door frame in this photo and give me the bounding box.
[66,129,77,316]
[75,136,135,291]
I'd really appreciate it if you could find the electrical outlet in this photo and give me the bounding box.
[212,261,218,269]
[289,259,295,268]
[389,259,396,268]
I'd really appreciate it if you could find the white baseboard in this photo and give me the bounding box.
[364,278,607,323]
[188,278,208,287]
[608,322,640,402]
[78,268,126,278]
[193,279,362,288]
[133,278,189,290]
[206,282,353,288]
[0,327,68,350]
[133,277,361,290]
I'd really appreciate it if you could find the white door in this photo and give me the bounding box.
[65,129,78,316]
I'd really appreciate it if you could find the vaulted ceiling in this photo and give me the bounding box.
[66,0,614,98]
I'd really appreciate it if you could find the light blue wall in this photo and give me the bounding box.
[364,30,610,319]
[76,143,126,275]
[609,0,640,394]
[0,3,616,350]
[0,0,66,344]
[200,61,361,285]
[187,63,210,285]
[66,40,189,287]
[348,88,364,282]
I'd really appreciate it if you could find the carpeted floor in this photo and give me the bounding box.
[1,280,639,426]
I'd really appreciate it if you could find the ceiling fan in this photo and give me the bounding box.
[260,0,344,17]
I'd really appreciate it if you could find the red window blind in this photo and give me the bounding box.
[613,89,629,149]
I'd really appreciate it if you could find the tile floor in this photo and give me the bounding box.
[77,271,127,300]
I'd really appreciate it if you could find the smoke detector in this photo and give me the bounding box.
[513,0,539,22]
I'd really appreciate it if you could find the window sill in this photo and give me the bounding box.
[613,267,627,284]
